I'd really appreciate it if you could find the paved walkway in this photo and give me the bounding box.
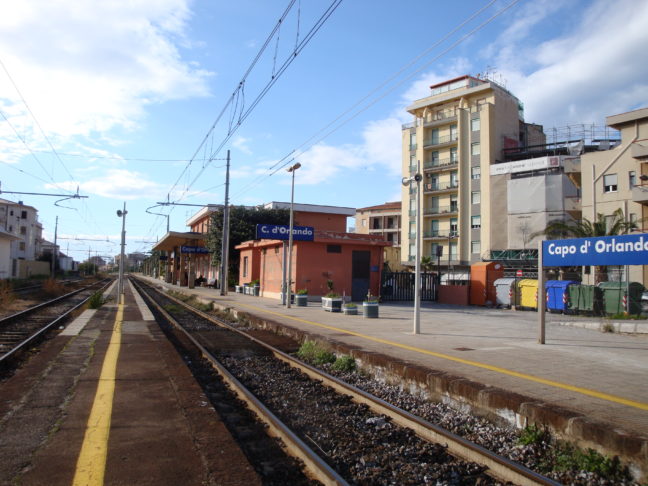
[141,276,648,445]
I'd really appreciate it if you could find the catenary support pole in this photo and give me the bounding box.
[538,239,545,344]
[220,150,230,296]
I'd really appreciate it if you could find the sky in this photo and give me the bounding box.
[1,0,647,263]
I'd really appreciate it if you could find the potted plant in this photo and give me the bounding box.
[322,292,343,312]
[342,302,357,315]
[362,293,379,318]
[295,288,308,307]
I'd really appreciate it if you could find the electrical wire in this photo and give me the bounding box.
[231,0,520,200]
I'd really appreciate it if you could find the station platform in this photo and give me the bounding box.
[138,275,648,472]
[0,280,260,486]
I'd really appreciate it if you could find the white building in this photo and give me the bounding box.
[0,199,45,277]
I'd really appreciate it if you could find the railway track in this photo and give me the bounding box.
[0,278,113,366]
[133,277,560,486]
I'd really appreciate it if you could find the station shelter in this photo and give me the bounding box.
[235,202,391,302]
[151,231,208,288]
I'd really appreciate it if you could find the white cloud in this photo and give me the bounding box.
[0,0,212,143]
[232,136,253,155]
[490,0,648,126]
[48,168,165,200]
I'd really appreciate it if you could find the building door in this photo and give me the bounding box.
[352,250,371,301]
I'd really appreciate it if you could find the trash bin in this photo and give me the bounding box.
[494,278,516,308]
[598,281,644,315]
[518,279,539,310]
[545,280,579,313]
[567,284,602,315]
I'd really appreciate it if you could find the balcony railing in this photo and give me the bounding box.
[423,135,458,148]
[423,230,458,239]
[424,158,458,170]
[423,182,459,193]
[423,205,458,216]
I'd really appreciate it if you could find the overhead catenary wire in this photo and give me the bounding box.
[231,0,520,200]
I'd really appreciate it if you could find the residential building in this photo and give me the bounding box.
[580,107,648,284]
[0,198,45,277]
[401,74,543,274]
[355,201,405,271]
[0,228,19,279]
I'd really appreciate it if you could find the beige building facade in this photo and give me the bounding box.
[400,75,542,270]
[580,107,648,285]
[355,201,404,271]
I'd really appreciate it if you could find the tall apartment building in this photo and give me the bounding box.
[400,75,543,273]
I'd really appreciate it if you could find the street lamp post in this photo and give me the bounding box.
[286,162,301,309]
[402,162,423,334]
[116,203,127,304]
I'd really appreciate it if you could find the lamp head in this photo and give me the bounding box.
[117,210,123,217]
[287,162,302,172]
[401,177,411,186]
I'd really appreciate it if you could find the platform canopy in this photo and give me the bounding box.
[151,231,206,252]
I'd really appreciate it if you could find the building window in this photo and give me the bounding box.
[471,191,481,204]
[243,256,248,277]
[21,210,27,219]
[471,118,480,131]
[471,166,481,180]
[450,218,458,233]
[471,241,481,254]
[471,215,481,229]
[450,147,457,162]
[327,244,342,253]
[603,174,617,192]
[471,142,481,155]
[629,171,636,188]
[19,242,26,251]
[450,124,457,140]
[20,226,27,235]
[361,219,367,227]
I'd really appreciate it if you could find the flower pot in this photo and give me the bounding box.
[362,302,379,318]
[253,285,260,296]
[322,296,342,312]
[295,294,308,306]
[342,306,357,315]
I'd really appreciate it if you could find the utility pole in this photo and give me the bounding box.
[220,150,230,296]
[117,203,127,303]
[52,216,58,278]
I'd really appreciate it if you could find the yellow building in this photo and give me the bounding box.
[401,74,541,274]
[580,107,648,285]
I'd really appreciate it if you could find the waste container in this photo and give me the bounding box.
[518,279,539,310]
[567,284,601,314]
[598,281,644,315]
[493,278,516,308]
[545,280,579,313]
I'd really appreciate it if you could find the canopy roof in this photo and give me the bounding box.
[151,232,206,252]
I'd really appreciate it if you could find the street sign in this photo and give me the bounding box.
[516,269,523,277]
[542,233,648,267]
[180,246,210,254]
[256,224,315,241]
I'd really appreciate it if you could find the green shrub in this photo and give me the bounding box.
[518,424,547,445]
[87,291,104,309]
[296,340,335,365]
[332,355,356,372]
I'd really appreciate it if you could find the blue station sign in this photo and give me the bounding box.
[180,245,210,254]
[542,233,648,267]
[256,224,315,241]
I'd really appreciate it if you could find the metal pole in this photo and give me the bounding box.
[413,160,422,334]
[538,239,545,344]
[220,150,230,296]
[281,241,287,304]
[286,167,297,309]
[118,202,127,303]
[52,215,58,278]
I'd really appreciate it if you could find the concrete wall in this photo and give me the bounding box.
[15,260,50,279]
[0,238,11,279]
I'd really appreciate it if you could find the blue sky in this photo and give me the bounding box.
[1,0,647,262]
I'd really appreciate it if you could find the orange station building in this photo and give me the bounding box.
[236,203,391,301]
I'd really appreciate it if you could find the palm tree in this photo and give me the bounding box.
[420,256,434,273]
[533,208,638,283]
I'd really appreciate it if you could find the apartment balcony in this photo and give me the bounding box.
[423,135,458,148]
[564,196,581,212]
[424,158,458,171]
[423,182,459,194]
[408,210,417,217]
[423,112,457,128]
[423,205,458,216]
[632,184,648,204]
[631,142,648,160]
[423,230,458,240]
[401,121,416,130]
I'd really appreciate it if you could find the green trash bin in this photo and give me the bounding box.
[568,284,603,315]
[598,282,644,315]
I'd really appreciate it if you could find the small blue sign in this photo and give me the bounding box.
[256,224,315,241]
[542,233,648,267]
[181,245,210,254]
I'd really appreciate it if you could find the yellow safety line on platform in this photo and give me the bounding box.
[238,302,648,412]
[73,303,123,485]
